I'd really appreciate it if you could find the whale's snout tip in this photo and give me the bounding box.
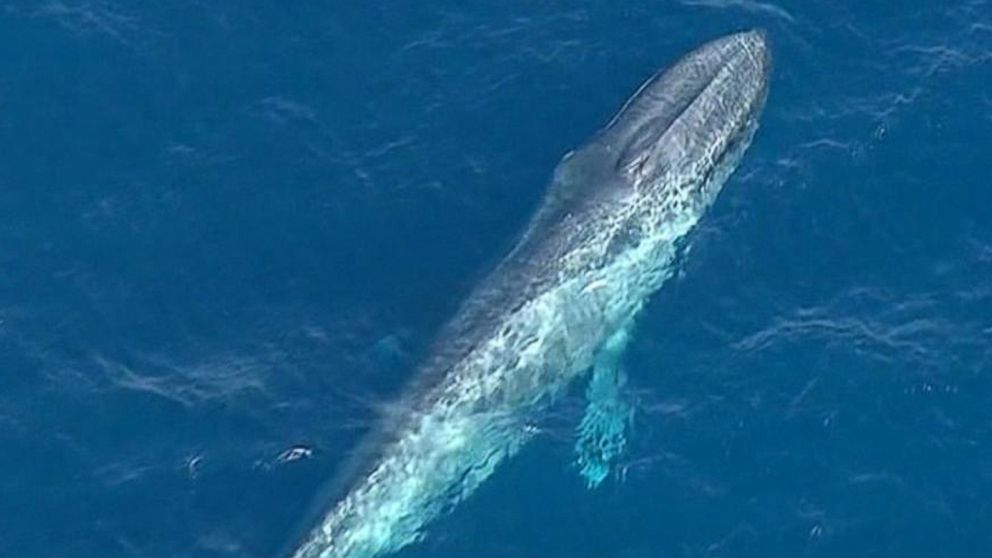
[731,28,771,81]
[741,28,767,46]
[693,29,771,80]
[734,28,769,57]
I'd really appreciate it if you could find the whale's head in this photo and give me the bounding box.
[593,30,771,205]
[520,31,770,261]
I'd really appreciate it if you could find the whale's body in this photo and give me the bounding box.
[293,31,771,558]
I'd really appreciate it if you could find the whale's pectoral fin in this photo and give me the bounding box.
[574,328,635,488]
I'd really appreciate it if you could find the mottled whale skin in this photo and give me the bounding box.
[293,30,771,558]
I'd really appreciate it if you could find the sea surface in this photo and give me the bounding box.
[2,1,992,557]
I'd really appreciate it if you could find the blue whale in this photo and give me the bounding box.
[293,30,772,558]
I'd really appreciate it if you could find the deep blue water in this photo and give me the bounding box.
[2,1,992,557]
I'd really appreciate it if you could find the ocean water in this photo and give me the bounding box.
[2,1,992,557]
